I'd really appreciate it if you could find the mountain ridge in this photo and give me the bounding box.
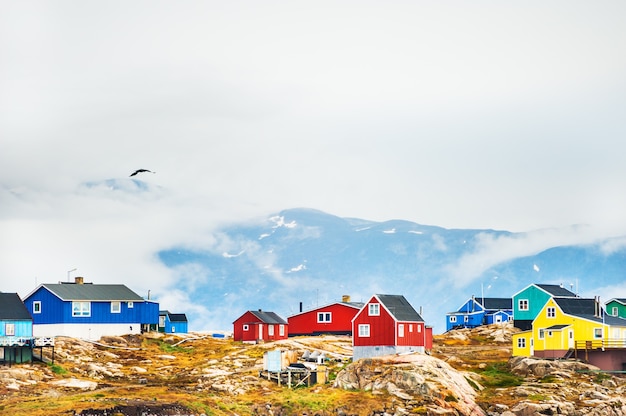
[157,208,626,333]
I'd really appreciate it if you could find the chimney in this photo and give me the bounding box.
[299,302,303,313]
[342,295,350,303]
[75,276,84,285]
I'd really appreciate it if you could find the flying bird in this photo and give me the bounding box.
[129,169,154,177]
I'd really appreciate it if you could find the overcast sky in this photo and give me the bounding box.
[2,1,625,327]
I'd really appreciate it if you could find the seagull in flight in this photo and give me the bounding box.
[130,169,155,177]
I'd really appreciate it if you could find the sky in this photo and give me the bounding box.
[1,1,626,329]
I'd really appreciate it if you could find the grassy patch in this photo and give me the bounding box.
[594,372,611,383]
[528,393,550,401]
[477,362,523,388]
[49,363,67,375]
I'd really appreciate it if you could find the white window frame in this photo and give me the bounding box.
[317,312,332,323]
[538,329,545,339]
[409,324,413,333]
[33,301,41,314]
[358,324,370,337]
[279,324,285,336]
[547,307,556,318]
[517,337,526,348]
[418,324,422,333]
[111,301,121,314]
[243,324,249,331]
[268,325,275,336]
[464,315,469,323]
[398,324,404,337]
[128,301,134,309]
[518,299,529,311]
[72,301,91,317]
[449,316,457,323]
[159,315,166,328]
[5,323,15,336]
[368,303,380,316]
[594,328,603,339]
[612,306,618,316]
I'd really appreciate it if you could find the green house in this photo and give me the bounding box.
[512,283,577,331]
[605,299,626,318]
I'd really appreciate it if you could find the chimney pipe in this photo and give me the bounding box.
[299,302,303,313]
[75,276,84,284]
[342,295,350,303]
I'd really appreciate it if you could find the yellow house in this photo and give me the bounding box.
[513,297,626,359]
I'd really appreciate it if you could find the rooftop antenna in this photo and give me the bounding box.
[67,267,77,282]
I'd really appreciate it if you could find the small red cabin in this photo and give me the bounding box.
[352,294,433,360]
[288,297,364,336]
[233,310,288,343]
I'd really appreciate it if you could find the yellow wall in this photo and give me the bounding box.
[512,331,531,357]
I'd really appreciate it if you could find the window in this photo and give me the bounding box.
[547,307,556,318]
[464,315,469,323]
[268,325,274,336]
[368,303,380,316]
[111,301,121,314]
[358,324,370,337]
[128,301,134,309]
[159,316,166,327]
[72,301,91,317]
[33,301,41,314]
[538,329,545,339]
[5,323,15,336]
[613,307,618,316]
[243,324,249,331]
[279,324,285,336]
[409,324,413,332]
[548,331,553,337]
[398,324,404,337]
[517,338,526,348]
[449,316,457,323]
[317,312,332,323]
[594,328,603,339]
[418,324,422,333]
[518,299,529,311]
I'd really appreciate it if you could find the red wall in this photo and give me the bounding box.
[353,298,396,347]
[288,303,360,336]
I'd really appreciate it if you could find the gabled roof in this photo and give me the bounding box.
[553,297,597,316]
[546,324,570,330]
[376,294,423,322]
[606,298,626,305]
[37,283,144,302]
[0,293,32,321]
[535,284,577,297]
[288,300,364,318]
[249,310,287,325]
[167,313,188,323]
[160,310,188,322]
[476,297,512,310]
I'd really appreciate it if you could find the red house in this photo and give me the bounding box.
[352,294,433,360]
[288,296,364,337]
[233,310,288,343]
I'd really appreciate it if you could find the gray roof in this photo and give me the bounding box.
[546,324,570,330]
[168,313,188,322]
[476,297,512,310]
[42,283,144,302]
[249,310,287,325]
[376,294,424,322]
[554,297,597,316]
[536,284,577,297]
[0,293,32,321]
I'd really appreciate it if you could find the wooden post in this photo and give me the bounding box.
[287,369,291,388]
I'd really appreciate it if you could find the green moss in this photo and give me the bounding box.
[477,362,523,388]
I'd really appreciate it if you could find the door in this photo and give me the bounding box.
[258,323,263,341]
[568,330,574,349]
[530,338,534,356]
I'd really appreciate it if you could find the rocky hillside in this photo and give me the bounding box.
[1,324,625,415]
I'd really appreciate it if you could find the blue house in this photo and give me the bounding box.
[0,293,34,364]
[24,277,159,340]
[159,311,188,334]
[446,296,512,331]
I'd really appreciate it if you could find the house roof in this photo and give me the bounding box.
[476,297,512,310]
[167,313,188,322]
[606,298,626,305]
[546,324,570,330]
[0,293,32,321]
[249,310,287,325]
[288,300,364,318]
[376,294,424,322]
[159,310,188,322]
[554,297,597,316]
[536,284,577,297]
[39,283,144,302]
